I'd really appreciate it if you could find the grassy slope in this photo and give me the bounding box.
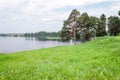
[0,36,120,80]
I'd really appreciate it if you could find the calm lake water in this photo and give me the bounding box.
[0,37,70,54]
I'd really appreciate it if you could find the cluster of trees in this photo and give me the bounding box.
[60,9,120,41]
[24,31,60,40]
[0,33,24,37]
[0,31,60,40]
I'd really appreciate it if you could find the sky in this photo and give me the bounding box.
[0,0,120,33]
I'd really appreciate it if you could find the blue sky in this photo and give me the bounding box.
[0,0,120,33]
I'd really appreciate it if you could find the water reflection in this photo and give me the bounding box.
[25,37,34,41]
[0,37,70,54]
[25,37,61,41]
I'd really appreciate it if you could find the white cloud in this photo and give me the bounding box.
[0,0,25,9]
[21,0,114,14]
[111,3,120,12]
[84,1,120,17]
[20,0,119,21]
[0,0,120,33]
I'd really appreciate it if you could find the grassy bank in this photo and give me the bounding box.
[0,36,120,80]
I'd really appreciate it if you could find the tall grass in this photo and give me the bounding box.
[0,36,120,80]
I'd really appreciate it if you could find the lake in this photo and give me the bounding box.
[0,37,70,54]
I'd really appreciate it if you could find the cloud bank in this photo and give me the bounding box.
[0,0,120,33]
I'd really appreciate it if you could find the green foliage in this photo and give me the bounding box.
[97,14,107,36]
[60,9,80,41]
[68,9,80,20]
[100,14,106,21]
[0,36,120,80]
[78,12,89,26]
[118,10,120,16]
[108,16,120,36]
[61,9,120,42]
[61,9,109,42]
[24,31,60,40]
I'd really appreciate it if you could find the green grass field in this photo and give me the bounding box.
[0,36,120,80]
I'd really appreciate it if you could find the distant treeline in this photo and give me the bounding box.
[24,31,60,40]
[0,31,60,40]
[0,33,24,37]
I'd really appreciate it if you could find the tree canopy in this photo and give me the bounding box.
[60,9,120,41]
[118,10,120,16]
